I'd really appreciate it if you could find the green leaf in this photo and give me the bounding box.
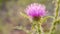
[20,12,29,19]
[41,16,54,23]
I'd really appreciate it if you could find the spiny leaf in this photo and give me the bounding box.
[20,12,29,19]
[41,16,54,23]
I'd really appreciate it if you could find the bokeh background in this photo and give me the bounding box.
[0,0,60,34]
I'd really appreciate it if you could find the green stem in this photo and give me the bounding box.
[31,21,38,34]
[37,23,44,34]
[49,20,57,34]
[37,23,41,34]
[55,0,59,19]
[49,0,60,34]
[32,21,44,34]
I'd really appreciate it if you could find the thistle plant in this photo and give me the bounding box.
[25,3,46,34]
[20,1,60,34]
[20,3,46,34]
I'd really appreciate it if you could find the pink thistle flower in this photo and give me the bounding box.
[25,3,46,18]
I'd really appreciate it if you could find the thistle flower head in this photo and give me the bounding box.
[25,3,46,18]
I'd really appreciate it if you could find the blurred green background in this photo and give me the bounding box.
[0,0,60,34]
